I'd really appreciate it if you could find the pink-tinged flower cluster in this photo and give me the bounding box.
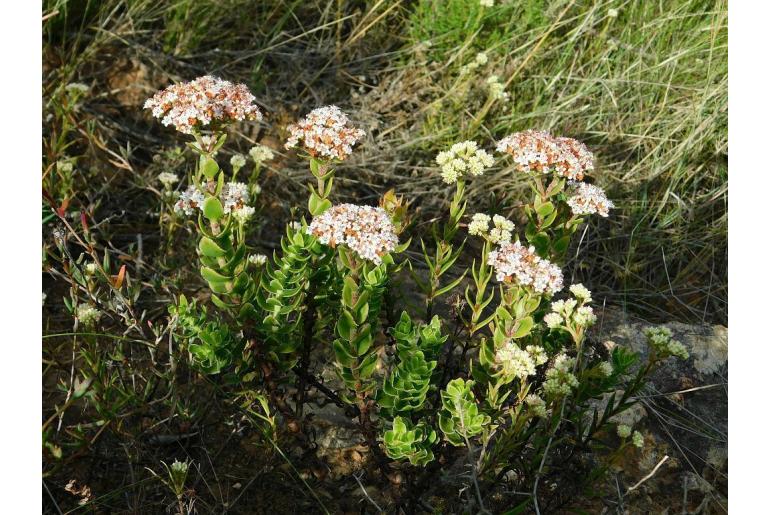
[144,76,262,134]
[566,182,614,217]
[307,203,398,264]
[496,130,594,181]
[285,106,365,161]
[487,241,563,294]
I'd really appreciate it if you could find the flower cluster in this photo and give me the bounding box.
[285,105,365,161]
[543,353,579,397]
[567,182,614,217]
[175,185,205,215]
[496,130,594,181]
[144,75,262,134]
[307,203,398,264]
[249,144,274,163]
[525,394,547,418]
[248,254,268,266]
[76,304,102,328]
[487,241,563,294]
[494,341,547,379]
[643,326,689,360]
[435,141,495,184]
[158,172,179,188]
[222,182,249,213]
[230,154,246,172]
[468,213,515,244]
[486,75,509,101]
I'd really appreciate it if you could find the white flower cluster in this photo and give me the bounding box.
[525,394,547,418]
[598,361,614,377]
[496,130,594,181]
[494,341,547,379]
[222,182,249,213]
[285,105,365,161]
[76,304,101,328]
[175,185,205,215]
[249,144,274,163]
[616,424,632,438]
[435,141,495,184]
[468,213,515,244]
[643,326,689,360]
[461,52,489,74]
[174,182,253,218]
[230,153,246,171]
[487,241,563,294]
[567,182,614,217]
[632,431,644,448]
[486,75,509,101]
[307,203,398,264]
[543,353,579,397]
[158,172,179,188]
[248,254,268,266]
[544,284,597,329]
[144,75,262,134]
[480,0,494,6]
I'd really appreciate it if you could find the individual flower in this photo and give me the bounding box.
[307,203,398,264]
[567,182,614,217]
[487,241,563,294]
[486,75,509,101]
[76,304,101,328]
[249,144,274,163]
[632,431,644,448]
[616,424,632,438]
[468,213,491,236]
[435,140,494,184]
[489,214,515,244]
[174,185,205,215]
[285,105,365,161]
[144,75,262,134]
[496,130,593,181]
[222,182,250,213]
[230,153,246,172]
[248,254,268,266]
[525,394,547,418]
[158,172,179,188]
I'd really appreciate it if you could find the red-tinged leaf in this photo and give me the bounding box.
[80,212,89,232]
[42,188,55,205]
[113,265,126,289]
[56,198,70,218]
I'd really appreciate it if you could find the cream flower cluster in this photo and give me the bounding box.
[435,141,495,184]
[496,130,594,181]
[494,341,548,379]
[543,353,579,397]
[307,203,398,264]
[285,105,365,161]
[487,241,563,294]
[643,326,689,360]
[248,253,268,266]
[158,172,179,188]
[76,304,101,328]
[525,394,547,418]
[249,144,274,163]
[567,182,614,217]
[544,283,597,329]
[486,75,509,101]
[468,213,515,244]
[230,153,246,171]
[144,75,262,134]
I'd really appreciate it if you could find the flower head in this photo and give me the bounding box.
[569,283,592,303]
[495,341,538,379]
[158,172,179,188]
[543,312,563,329]
[285,105,365,161]
[543,353,578,397]
[468,213,491,236]
[616,424,632,438]
[232,205,255,223]
[632,431,644,448]
[496,130,593,181]
[222,182,249,213]
[489,215,515,244]
[307,203,398,264]
[567,182,614,217]
[175,185,205,215]
[487,241,563,294]
[230,153,246,171]
[249,144,274,163]
[525,394,547,418]
[248,254,268,266]
[435,140,494,184]
[598,361,614,377]
[144,75,262,134]
[76,304,101,328]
